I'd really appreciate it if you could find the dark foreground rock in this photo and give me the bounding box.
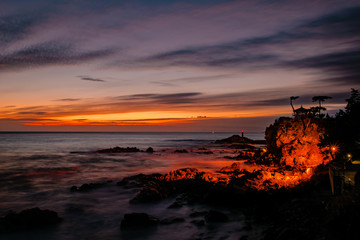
[120,213,159,229]
[160,217,185,225]
[205,210,229,222]
[0,208,62,233]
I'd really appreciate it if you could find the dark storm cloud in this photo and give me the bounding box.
[78,76,106,82]
[0,42,115,70]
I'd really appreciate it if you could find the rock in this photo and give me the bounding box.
[191,219,205,226]
[215,135,253,144]
[164,168,199,181]
[189,211,208,218]
[120,213,159,229]
[0,208,61,233]
[117,173,163,188]
[146,147,154,153]
[70,181,110,192]
[205,210,229,222]
[96,147,140,153]
[160,217,185,225]
[174,149,189,153]
[130,182,169,203]
[167,202,183,209]
[265,117,327,168]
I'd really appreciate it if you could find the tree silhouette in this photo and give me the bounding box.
[290,96,299,115]
[312,96,332,117]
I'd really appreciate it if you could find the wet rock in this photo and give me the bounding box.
[240,235,249,240]
[196,151,213,154]
[96,147,140,153]
[168,201,183,209]
[117,173,163,188]
[189,211,208,218]
[191,219,205,226]
[174,149,189,153]
[215,135,253,144]
[120,213,159,229]
[160,217,185,225]
[216,135,266,144]
[205,210,229,222]
[146,147,154,153]
[0,208,61,233]
[130,182,169,203]
[70,181,111,192]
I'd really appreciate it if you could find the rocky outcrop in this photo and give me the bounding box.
[96,146,140,153]
[120,213,159,229]
[265,117,328,169]
[0,208,62,233]
[205,210,229,222]
[70,180,112,192]
[215,135,265,144]
[130,182,170,204]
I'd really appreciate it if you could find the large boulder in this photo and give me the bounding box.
[130,182,169,203]
[0,208,62,233]
[265,117,328,169]
[120,213,159,229]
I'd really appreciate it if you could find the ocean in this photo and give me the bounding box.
[0,132,264,240]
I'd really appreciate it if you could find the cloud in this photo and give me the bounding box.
[129,6,360,87]
[0,14,36,45]
[119,92,202,104]
[0,41,115,71]
[77,76,106,82]
[53,98,81,102]
[286,49,360,86]
[17,111,47,115]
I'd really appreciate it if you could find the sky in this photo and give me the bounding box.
[1,0,360,132]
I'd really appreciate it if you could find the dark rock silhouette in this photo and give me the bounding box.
[205,210,229,222]
[146,147,154,153]
[96,147,140,153]
[160,217,185,225]
[70,180,112,192]
[0,208,61,233]
[120,213,159,229]
[174,149,188,153]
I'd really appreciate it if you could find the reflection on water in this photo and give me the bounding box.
[0,132,264,240]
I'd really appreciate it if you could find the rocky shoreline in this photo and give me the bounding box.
[2,132,360,239]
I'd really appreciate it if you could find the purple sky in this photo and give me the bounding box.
[1,0,360,132]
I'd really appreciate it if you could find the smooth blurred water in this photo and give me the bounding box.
[0,132,264,240]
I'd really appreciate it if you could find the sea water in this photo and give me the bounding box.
[0,132,264,240]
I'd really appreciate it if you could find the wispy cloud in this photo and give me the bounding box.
[129,6,360,88]
[0,42,115,71]
[53,98,81,102]
[77,75,106,82]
